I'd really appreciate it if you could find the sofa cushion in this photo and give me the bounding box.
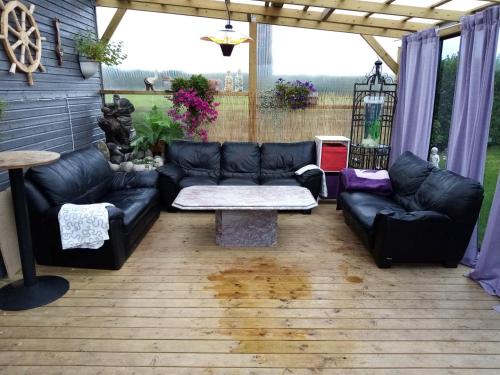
[179,176,218,189]
[260,141,316,180]
[102,188,159,230]
[415,169,484,221]
[261,177,302,187]
[340,191,405,230]
[26,146,113,206]
[389,151,435,210]
[219,177,258,186]
[167,140,221,179]
[221,142,260,181]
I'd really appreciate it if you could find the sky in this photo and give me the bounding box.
[96,7,401,76]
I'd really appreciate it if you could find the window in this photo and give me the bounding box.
[430,36,500,242]
[430,36,460,168]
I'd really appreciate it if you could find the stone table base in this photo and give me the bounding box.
[215,210,277,247]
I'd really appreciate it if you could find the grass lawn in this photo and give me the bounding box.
[479,144,500,241]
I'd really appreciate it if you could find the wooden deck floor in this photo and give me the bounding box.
[1,204,500,374]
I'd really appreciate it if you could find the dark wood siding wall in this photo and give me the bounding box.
[0,0,103,191]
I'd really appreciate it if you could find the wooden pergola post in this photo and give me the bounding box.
[248,16,258,142]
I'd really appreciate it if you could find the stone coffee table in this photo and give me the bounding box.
[173,185,318,247]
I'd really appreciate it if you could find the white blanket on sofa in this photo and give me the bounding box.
[58,203,113,250]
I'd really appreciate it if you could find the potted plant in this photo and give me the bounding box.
[131,106,183,156]
[274,79,317,110]
[75,30,127,79]
[169,75,219,141]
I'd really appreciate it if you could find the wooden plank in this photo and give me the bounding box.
[2,338,500,354]
[8,306,499,319]
[100,89,249,96]
[2,351,500,368]
[248,18,257,142]
[361,35,399,74]
[101,8,127,42]
[3,326,500,342]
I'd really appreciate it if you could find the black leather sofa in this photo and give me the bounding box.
[24,146,160,270]
[338,151,484,268]
[158,140,323,210]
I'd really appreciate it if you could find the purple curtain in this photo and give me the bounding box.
[446,6,500,267]
[390,29,440,165]
[470,174,500,299]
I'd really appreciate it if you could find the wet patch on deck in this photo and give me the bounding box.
[206,256,312,351]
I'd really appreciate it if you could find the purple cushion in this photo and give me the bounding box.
[340,168,393,196]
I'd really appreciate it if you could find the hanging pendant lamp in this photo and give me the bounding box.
[201,0,253,57]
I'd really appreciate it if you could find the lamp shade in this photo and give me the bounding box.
[201,25,253,56]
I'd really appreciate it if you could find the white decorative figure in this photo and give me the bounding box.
[144,70,159,91]
[224,70,234,92]
[234,69,243,92]
[429,147,440,168]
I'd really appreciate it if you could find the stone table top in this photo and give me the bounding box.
[0,151,60,170]
[173,185,318,211]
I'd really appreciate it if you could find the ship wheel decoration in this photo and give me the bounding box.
[0,0,46,86]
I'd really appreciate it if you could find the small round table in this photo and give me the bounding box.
[0,151,69,311]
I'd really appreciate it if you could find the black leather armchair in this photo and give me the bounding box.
[158,140,323,210]
[24,146,160,270]
[339,151,484,268]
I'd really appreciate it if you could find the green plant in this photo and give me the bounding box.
[171,74,214,101]
[369,119,381,140]
[132,159,145,165]
[75,31,127,65]
[131,106,183,155]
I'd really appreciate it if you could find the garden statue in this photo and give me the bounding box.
[429,147,440,168]
[144,71,159,91]
[98,95,136,164]
[234,69,243,92]
[224,70,234,92]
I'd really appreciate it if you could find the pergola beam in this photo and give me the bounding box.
[114,0,426,32]
[101,8,127,42]
[251,0,465,21]
[321,8,334,22]
[361,35,398,74]
[96,0,408,38]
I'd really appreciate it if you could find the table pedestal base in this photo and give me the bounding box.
[0,276,69,311]
[216,210,277,247]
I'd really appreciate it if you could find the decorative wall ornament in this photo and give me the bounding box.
[0,0,46,86]
[53,17,63,65]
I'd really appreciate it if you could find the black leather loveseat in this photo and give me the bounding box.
[24,146,160,270]
[158,140,323,210]
[338,151,484,268]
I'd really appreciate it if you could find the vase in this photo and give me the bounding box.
[79,56,100,79]
[133,164,146,172]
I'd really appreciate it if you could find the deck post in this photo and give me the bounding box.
[248,15,258,142]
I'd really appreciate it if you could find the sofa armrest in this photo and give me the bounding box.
[111,171,159,190]
[157,163,185,211]
[157,163,186,185]
[295,169,323,199]
[372,209,458,268]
